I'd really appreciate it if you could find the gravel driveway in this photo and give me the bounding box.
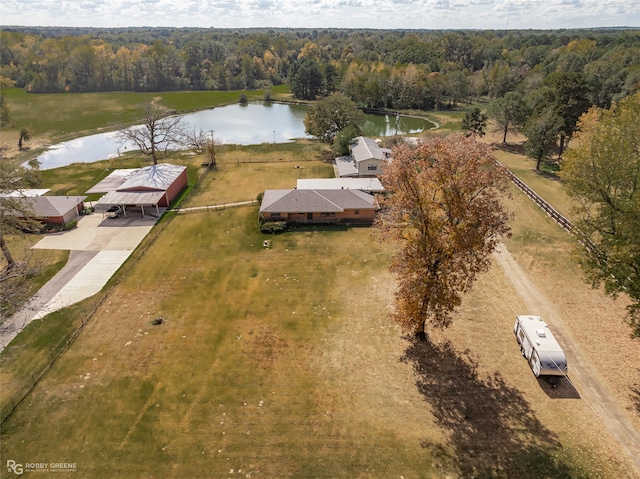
[493,243,640,475]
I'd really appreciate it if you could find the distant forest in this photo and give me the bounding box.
[1,26,639,112]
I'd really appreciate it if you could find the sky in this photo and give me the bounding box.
[0,0,638,30]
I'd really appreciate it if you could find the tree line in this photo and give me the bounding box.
[4,26,636,165]
[1,27,638,108]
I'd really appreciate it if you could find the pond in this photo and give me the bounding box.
[33,102,434,170]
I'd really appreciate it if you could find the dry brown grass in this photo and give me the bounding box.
[2,139,639,477]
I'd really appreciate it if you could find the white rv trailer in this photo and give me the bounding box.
[514,315,567,381]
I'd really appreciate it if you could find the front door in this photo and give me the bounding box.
[307,213,313,221]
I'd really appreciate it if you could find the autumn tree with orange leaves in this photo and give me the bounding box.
[375,134,511,338]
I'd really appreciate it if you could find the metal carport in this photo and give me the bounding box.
[95,190,166,218]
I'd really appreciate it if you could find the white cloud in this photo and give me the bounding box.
[0,0,637,28]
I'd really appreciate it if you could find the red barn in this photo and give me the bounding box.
[90,164,188,218]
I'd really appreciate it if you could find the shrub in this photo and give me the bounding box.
[259,219,288,234]
[62,219,78,231]
[239,93,248,105]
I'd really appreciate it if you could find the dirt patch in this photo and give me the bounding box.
[242,324,289,368]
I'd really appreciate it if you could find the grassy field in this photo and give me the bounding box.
[1,92,638,477]
[2,88,276,135]
[0,87,282,162]
[0,206,592,478]
[486,133,578,220]
[185,141,334,206]
[2,145,639,477]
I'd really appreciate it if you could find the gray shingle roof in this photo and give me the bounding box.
[260,189,377,213]
[334,155,359,177]
[22,196,86,217]
[351,136,391,163]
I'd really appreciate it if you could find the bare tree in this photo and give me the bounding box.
[183,128,218,169]
[0,248,42,320]
[203,140,218,170]
[115,101,187,164]
[0,160,43,320]
[183,126,211,152]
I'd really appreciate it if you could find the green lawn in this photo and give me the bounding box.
[1,153,626,478]
[1,87,282,143]
[0,92,633,477]
[1,207,438,477]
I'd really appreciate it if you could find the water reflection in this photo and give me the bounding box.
[34,102,434,170]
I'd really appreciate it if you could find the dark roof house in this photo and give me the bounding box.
[259,189,379,224]
[13,196,86,225]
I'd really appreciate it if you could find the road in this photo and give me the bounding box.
[493,243,640,475]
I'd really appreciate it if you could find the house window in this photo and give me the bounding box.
[321,212,336,217]
[354,210,360,215]
[367,164,377,171]
[270,213,282,219]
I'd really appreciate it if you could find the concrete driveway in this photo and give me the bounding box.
[0,211,162,351]
[33,212,160,251]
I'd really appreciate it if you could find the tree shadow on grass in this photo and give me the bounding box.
[631,372,640,417]
[534,165,562,182]
[492,141,526,156]
[402,337,588,478]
